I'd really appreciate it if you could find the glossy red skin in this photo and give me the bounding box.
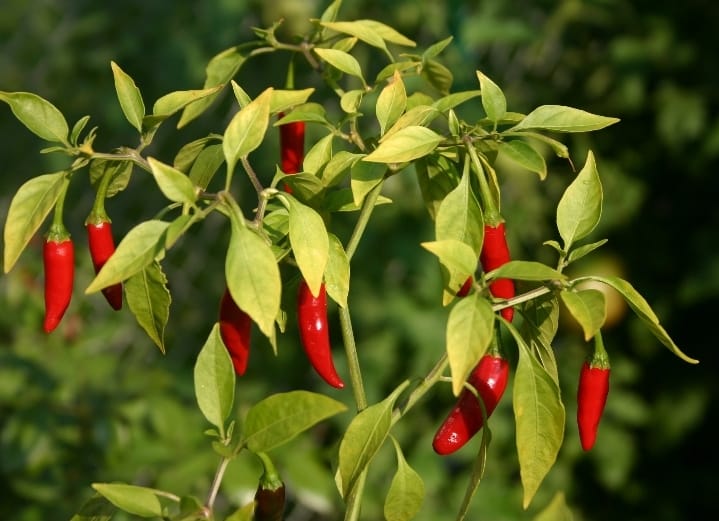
[279,120,305,175]
[480,223,515,322]
[86,221,123,310]
[577,362,610,451]
[219,288,252,376]
[297,280,344,389]
[43,238,74,333]
[433,354,509,455]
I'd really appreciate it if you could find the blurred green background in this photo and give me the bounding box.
[1,0,717,519]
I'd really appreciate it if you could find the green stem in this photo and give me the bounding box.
[87,168,115,224]
[344,471,368,521]
[590,330,610,368]
[47,175,71,241]
[464,138,501,226]
[339,306,367,411]
[346,180,385,260]
[91,150,152,174]
[392,353,449,425]
[239,156,264,194]
[205,456,231,512]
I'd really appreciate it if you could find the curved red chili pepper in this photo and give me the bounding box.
[43,237,75,333]
[297,280,344,389]
[457,276,473,297]
[577,361,610,451]
[219,287,252,376]
[86,220,122,310]
[480,222,515,322]
[432,354,509,455]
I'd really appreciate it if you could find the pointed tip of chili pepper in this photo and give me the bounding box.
[457,276,473,297]
[43,316,61,334]
[102,284,123,311]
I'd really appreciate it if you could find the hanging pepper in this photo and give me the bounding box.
[480,222,515,321]
[577,332,611,451]
[86,219,123,310]
[297,280,345,389]
[253,452,286,521]
[457,276,473,297]
[43,227,75,333]
[218,287,252,376]
[432,352,509,455]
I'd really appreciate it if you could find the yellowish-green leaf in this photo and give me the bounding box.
[194,324,235,435]
[376,70,407,136]
[384,436,424,521]
[223,87,273,172]
[364,126,442,164]
[91,483,163,518]
[0,91,69,144]
[560,289,606,341]
[557,151,602,249]
[148,157,197,204]
[314,48,365,84]
[110,61,145,133]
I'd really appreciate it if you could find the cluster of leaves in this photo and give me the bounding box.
[0,0,699,519]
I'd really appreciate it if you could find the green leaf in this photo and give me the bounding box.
[584,275,699,364]
[476,70,506,124]
[70,115,91,146]
[511,332,565,509]
[223,87,273,173]
[556,151,602,249]
[275,103,328,125]
[86,220,169,294]
[384,437,424,521]
[340,89,364,114]
[125,261,170,354]
[188,143,225,190]
[376,70,407,136]
[435,166,483,255]
[70,494,115,521]
[244,391,347,453]
[414,157,460,219]
[509,131,569,159]
[421,239,477,301]
[148,157,197,204]
[194,324,235,434]
[499,140,547,180]
[285,195,329,297]
[89,160,133,198]
[381,105,440,142]
[303,132,334,175]
[533,491,574,521]
[364,126,443,164]
[432,90,481,113]
[322,151,364,187]
[0,91,69,144]
[3,172,66,273]
[509,105,620,133]
[91,483,163,518]
[110,61,145,133]
[521,296,560,385]
[174,136,213,172]
[231,81,251,108]
[269,88,315,114]
[314,48,365,84]
[446,294,495,395]
[178,44,250,128]
[325,234,350,308]
[324,189,393,212]
[487,260,565,282]
[422,58,453,94]
[566,239,608,264]
[560,289,606,341]
[225,501,256,521]
[280,172,325,201]
[339,381,410,498]
[350,160,386,207]
[321,20,387,50]
[423,36,453,59]
[225,219,281,338]
[361,19,416,47]
[152,85,223,117]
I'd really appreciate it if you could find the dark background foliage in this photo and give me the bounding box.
[1,0,717,519]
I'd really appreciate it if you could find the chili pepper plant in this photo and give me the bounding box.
[0,1,698,519]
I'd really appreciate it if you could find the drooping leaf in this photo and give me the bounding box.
[560,289,606,341]
[421,239,477,301]
[314,48,365,84]
[325,234,350,308]
[194,324,235,435]
[499,140,547,180]
[435,166,483,255]
[533,491,574,521]
[285,195,329,297]
[125,261,170,353]
[148,157,197,204]
[350,161,386,207]
[364,126,442,164]
[244,391,347,453]
[223,87,273,173]
[446,293,495,395]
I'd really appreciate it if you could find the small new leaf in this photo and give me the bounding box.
[110,61,145,133]
[477,70,507,124]
[557,151,602,250]
[125,261,170,353]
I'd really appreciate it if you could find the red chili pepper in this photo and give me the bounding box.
[577,337,610,451]
[43,235,75,333]
[297,280,344,389]
[86,220,122,310]
[219,287,252,376]
[457,276,473,297]
[432,353,509,455]
[279,118,305,175]
[480,222,515,322]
